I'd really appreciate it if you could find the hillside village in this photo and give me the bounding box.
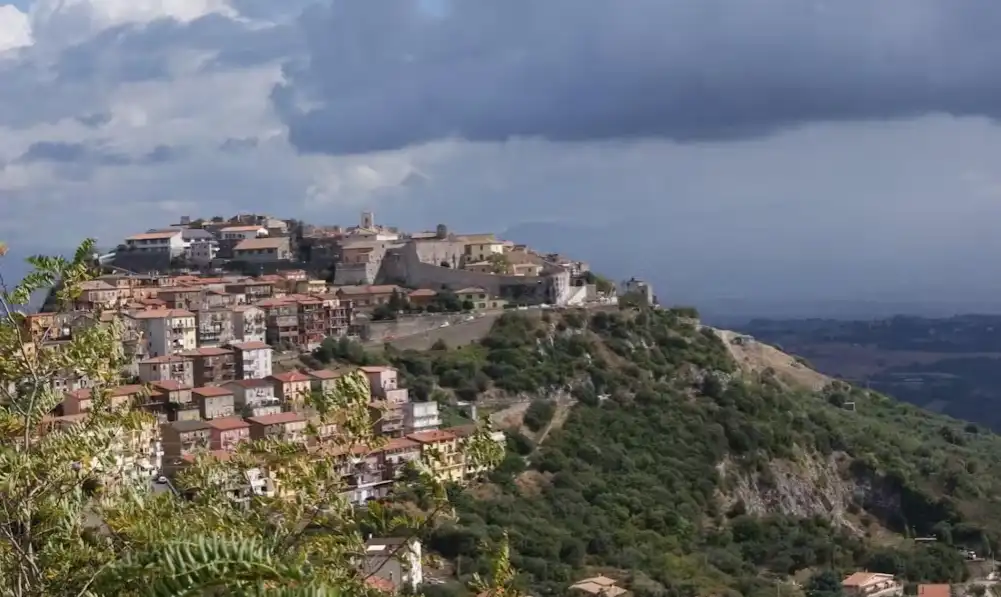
[6,214,996,596]
[21,211,645,524]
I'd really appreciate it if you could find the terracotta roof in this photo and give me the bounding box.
[359,366,393,374]
[407,430,457,444]
[443,424,477,438]
[307,369,342,380]
[842,573,895,588]
[365,577,396,593]
[918,586,950,597]
[247,411,305,426]
[66,384,144,400]
[126,230,181,241]
[408,289,437,297]
[226,379,272,389]
[141,355,190,364]
[383,437,420,451]
[180,347,233,357]
[192,386,234,398]
[151,380,189,392]
[168,419,212,433]
[269,372,311,383]
[234,237,287,251]
[456,287,487,295]
[131,308,195,319]
[228,341,270,350]
[206,416,250,431]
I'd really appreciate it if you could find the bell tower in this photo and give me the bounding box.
[361,210,374,229]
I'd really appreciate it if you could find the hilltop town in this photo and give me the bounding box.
[20,211,650,539]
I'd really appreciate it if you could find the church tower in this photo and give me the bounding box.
[361,211,374,229]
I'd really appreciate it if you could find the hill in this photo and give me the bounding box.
[358,309,1001,597]
[737,316,1001,431]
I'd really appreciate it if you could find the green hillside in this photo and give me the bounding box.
[370,309,1001,597]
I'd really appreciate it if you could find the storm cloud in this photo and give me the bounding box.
[275,0,1001,155]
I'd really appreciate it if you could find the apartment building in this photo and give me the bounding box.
[195,308,236,347]
[181,346,237,386]
[294,295,326,349]
[149,381,199,422]
[138,355,194,387]
[224,378,281,417]
[362,366,408,437]
[231,305,266,343]
[61,384,143,416]
[224,279,274,301]
[247,412,307,443]
[206,416,251,451]
[268,372,312,406]
[335,285,401,312]
[403,401,441,435]
[157,286,204,310]
[406,430,464,482]
[123,230,185,257]
[307,369,343,395]
[228,341,273,380]
[192,386,236,420]
[259,299,299,347]
[161,419,212,465]
[130,309,197,357]
[233,237,293,262]
[381,437,421,479]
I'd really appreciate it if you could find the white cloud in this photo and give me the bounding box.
[0,4,32,52]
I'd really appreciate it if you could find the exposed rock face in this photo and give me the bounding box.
[716,448,897,535]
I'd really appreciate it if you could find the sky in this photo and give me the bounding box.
[4,0,1001,317]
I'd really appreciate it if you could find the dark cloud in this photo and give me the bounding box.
[16,141,130,165]
[0,13,302,129]
[16,141,187,166]
[219,137,260,152]
[141,145,188,164]
[75,112,113,128]
[274,0,1001,155]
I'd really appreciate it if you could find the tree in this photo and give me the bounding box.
[805,570,843,597]
[0,240,508,596]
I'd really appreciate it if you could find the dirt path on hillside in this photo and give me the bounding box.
[715,328,832,392]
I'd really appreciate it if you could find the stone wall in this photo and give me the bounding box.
[379,243,570,305]
[333,261,380,285]
[365,313,469,343]
[412,239,466,268]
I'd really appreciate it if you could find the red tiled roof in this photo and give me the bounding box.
[228,341,270,350]
[226,378,272,389]
[141,354,190,364]
[359,366,393,374]
[192,386,234,398]
[269,372,311,383]
[247,411,305,426]
[180,347,233,357]
[383,437,420,452]
[407,430,457,444]
[151,380,189,392]
[131,308,195,319]
[307,369,342,380]
[206,416,250,431]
